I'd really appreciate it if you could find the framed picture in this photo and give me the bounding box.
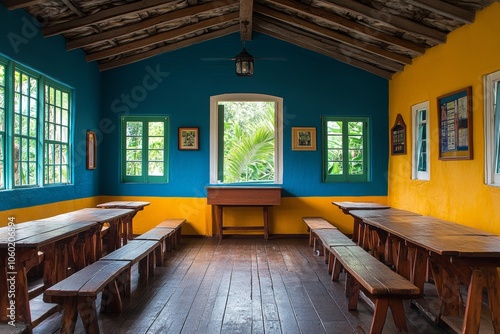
[86,131,96,169]
[178,127,199,150]
[292,127,316,151]
[437,86,473,160]
[391,114,406,155]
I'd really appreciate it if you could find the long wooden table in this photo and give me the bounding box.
[36,208,135,261]
[0,220,97,327]
[96,201,150,243]
[332,201,390,243]
[345,210,500,333]
[207,186,281,240]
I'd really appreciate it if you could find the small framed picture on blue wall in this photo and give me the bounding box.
[86,131,97,169]
[292,127,316,151]
[179,127,199,150]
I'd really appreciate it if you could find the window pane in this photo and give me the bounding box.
[44,83,70,185]
[126,162,142,176]
[218,101,275,183]
[127,122,142,136]
[328,161,343,175]
[149,122,164,136]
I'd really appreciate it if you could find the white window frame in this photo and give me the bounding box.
[209,93,283,184]
[484,70,500,186]
[411,101,430,180]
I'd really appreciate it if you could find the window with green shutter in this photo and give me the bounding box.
[323,116,370,182]
[121,116,169,183]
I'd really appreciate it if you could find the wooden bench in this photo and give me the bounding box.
[134,227,175,266]
[313,228,356,276]
[329,245,420,334]
[99,240,159,297]
[155,218,185,250]
[302,217,337,247]
[43,260,130,334]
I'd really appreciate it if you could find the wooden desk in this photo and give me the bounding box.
[360,214,500,333]
[332,201,390,243]
[96,201,150,243]
[37,208,134,261]
[207,186,281,240]
[0,220,97,327]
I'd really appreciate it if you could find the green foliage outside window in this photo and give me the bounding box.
[121,116,168,183]
[218,101,275,183]
[323,117,369,182]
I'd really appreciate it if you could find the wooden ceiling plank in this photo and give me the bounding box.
[239,0,253,40]
[1,0,40,10]
[254,18,394,79]
[255,5,412,65]
[87,12,239,62]
[98,25,239,71]
[255,15,403,72]
[264,0,425,55]
[66,0,238,50]
[405,0,474,24]
[319,0,448,44]
[43,0,176,37]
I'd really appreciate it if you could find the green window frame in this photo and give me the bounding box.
[323,116,370,182]
[13,67,39,187]
[44,82,71,185]
[121,116,169,183]
[0,62,5,190]
[0,55,73,190]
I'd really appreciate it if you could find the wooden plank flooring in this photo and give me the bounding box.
[34,237,451,334]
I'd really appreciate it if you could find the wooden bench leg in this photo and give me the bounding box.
[371,298,389,334]
[101,281,122,313]
[77,296,99,334]
[60,297,78,334]
[148,251,156,276]
[155,243,164,267]
[331,257,343,282]
[138,256,149,286]
[346,273,360,311]
[389,298,408,332]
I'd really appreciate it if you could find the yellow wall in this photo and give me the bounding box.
[1,195,387,236]
[388,2,500,234]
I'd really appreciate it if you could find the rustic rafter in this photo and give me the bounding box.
[43,0,176,37]
[254,17,394,79]
[255,4,412,65]
[239,0,253,40]
[86,12,239,62]
[0,0,40,9]
[66,0,238,50]
[318,0,448,44]
[99,24,239,71]
[263,0,425,55]
[405,0,475,24]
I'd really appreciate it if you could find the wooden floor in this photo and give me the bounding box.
[33,237,452,334]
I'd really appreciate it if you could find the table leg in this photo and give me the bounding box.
[463,268,485,333]
[351,215,360,243]
[217,205,223,240]
[485,267,500,332]
[263,206,269,240]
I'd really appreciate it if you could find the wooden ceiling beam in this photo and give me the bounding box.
[87,12,239,62]
[67,0,238,50]
[259,15,404,72]
[98,24,239,71]
[254,18,395,79]
[1,0,40,10]
[264,0,425,55]
[60,0,84,17]
[239,0,253,40]
[319,0,448,44]
[405,0,474,24]
[43,0,175,37]
[255,4,411,65]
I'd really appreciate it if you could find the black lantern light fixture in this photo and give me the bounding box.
[234,43,254,76]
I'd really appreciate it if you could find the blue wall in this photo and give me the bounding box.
[0,6,101,210]
[100,33,389,198]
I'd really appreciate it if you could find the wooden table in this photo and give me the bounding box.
[96,201,150,243]
[331,201,390,243]
[360,214,500,333]
[207,186,281,240]
[36,208,135,262]
[0,220,97,327]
